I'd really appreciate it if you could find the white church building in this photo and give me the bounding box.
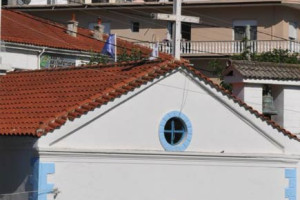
[0,57,300,200]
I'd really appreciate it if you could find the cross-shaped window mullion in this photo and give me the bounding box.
[164,120,185,145]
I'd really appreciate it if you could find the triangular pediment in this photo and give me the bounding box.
[38,70,300,154]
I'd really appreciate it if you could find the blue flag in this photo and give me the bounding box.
[102,34,116,60]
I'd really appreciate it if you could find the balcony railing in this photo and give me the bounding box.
[135,40,300,56]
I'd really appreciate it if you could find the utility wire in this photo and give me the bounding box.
[0,189,55,196]
[3,12,151,57]
[6,4,297,58]
[62,4,296,55]
[14,1,290,56]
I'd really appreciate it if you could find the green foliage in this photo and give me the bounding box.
[210,59,223,77]
[208,59,232,92]
[232,48,300,64]
[88,48,143,65]
[117,48,142,63]
[88,52,109,65]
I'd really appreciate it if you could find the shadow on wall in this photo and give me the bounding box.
[0,136,38,200]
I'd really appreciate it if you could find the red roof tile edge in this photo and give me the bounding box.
[35,59,177,137]
[3,58,298,142]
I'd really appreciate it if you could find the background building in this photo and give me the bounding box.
[0,9,151,71]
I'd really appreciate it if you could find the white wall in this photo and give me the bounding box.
[283,86,300,134]
[0,48,90,70]
[38,71,283,154]
[35,70,300,200]
[1,50,38,70]
[272,85,284,127]
[242,84,263,113]
[231,83,263,113]
[40,153,292,200]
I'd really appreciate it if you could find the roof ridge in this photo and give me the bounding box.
[5,59,164,75]
[231,59,300,68]
[36,60,177,136]
[1,57,296,141]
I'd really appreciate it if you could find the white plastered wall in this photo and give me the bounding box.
[1,51,38,70]
[39,152,297,200]
[283,86,300,134]
[35,70,300,200]
[237,83,263,113]
[38,71,289,154]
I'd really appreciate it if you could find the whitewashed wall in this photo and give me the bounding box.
[39,152,295,200]
[241,84,263,113]
[283,86,300,134]
[1,51,38,70]
[0,48,90,71]
[37,70,300,200]
[38,71,285,153]
[273,85,284,127]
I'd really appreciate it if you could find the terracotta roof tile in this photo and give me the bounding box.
[1,9,160,58]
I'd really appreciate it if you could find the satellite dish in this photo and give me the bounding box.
[17,0,31,5]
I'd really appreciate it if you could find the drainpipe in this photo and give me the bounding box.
[37,48,46,69]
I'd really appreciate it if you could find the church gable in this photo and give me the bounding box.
[38,70,296,154]
[0,57,297,154]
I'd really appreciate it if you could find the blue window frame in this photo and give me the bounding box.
[159,111,192,151]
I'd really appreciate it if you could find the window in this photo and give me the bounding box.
[159,111,192,151]
[182,22,191,41]
[166,22,191,40]
[131,22,140,32]
[233,20,257,40]
[164,117,186,145]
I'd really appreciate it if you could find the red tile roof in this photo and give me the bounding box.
[0,58,297,142]
[1,9,153,56]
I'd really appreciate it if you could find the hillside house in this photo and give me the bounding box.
[5,0,300,62]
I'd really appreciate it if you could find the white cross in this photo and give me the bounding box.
[151,0,200,60]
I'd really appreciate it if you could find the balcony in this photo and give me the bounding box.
[135,40,300,56]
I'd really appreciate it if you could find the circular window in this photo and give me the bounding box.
[159,111,192,151]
